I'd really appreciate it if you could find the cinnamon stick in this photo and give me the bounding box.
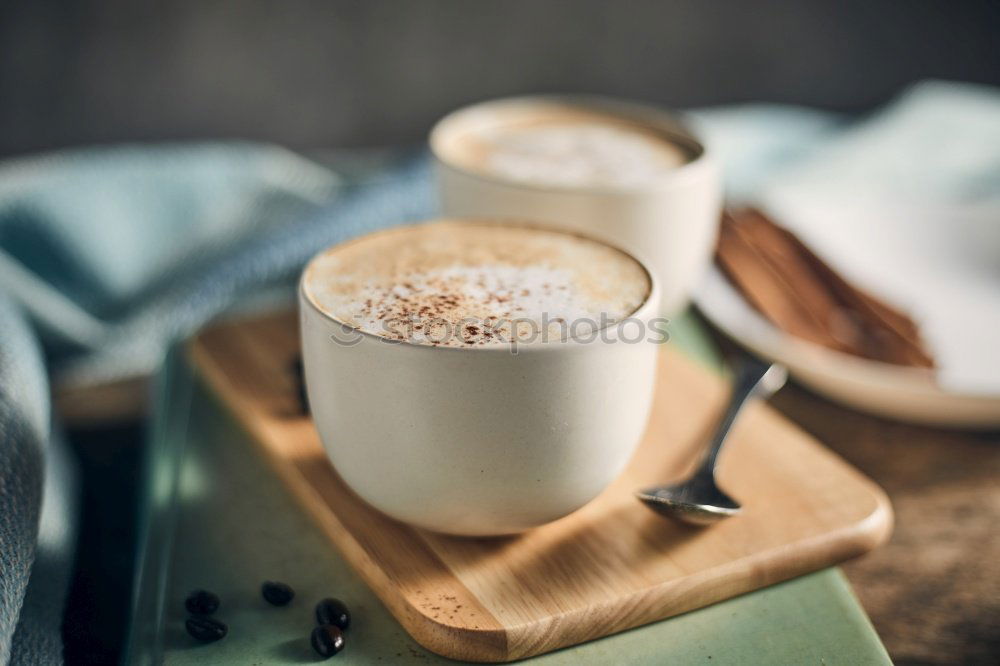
[715,209,934,369]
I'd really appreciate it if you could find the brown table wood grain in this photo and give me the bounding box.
[767,384,1000,666]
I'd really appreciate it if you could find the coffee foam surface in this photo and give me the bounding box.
[444,110,689,189]
[303,222,651,347]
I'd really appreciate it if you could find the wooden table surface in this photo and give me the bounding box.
[766,383,1000,665]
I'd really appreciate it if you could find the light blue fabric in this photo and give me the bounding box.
[0,295,50,665]
[1,80,995,663]
[686,104,843,202]
[765,80,1000,205]
[0,144,433,664]
[688,80,1000,207]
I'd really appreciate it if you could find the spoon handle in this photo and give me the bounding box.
[695,356,774,477]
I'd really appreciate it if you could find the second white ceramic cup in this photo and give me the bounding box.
[431,95,722,315]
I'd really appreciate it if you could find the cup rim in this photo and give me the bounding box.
[429,94,714,196]
[299,218,662,354]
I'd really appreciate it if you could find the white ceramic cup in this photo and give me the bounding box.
[431,95,722,315]
[299,221,661,536]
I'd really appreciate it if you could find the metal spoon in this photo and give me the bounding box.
[636,355,787,525]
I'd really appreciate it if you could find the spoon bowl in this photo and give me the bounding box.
[637,356,786,526]
[635,476,741,525]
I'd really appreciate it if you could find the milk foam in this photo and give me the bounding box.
[475,120,688,188]
[303,222,651,347]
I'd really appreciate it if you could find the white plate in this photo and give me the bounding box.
[696,267,1000,428]
[695,200,1000,429]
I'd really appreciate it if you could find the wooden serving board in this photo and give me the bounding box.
[189,311,892,663]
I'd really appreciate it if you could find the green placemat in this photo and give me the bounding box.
[126,311,890,664]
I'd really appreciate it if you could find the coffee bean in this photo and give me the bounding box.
[315,598,350,630]
[311,624,345,658]
[184,589,220,615]
[186,616,228,642]
[261,580,295,606]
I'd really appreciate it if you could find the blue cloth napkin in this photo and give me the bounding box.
[0,144,433,663]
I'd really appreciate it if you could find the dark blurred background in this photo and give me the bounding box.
[3,2,998,664]
[2,0,999,158]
